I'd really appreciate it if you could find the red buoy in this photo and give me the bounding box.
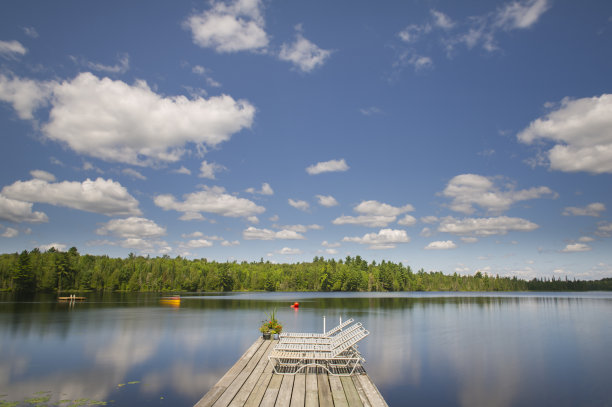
[291,302,299,308]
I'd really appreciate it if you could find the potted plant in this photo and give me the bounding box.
[259,309,282,340]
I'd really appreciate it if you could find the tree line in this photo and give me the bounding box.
[1,247,611,294]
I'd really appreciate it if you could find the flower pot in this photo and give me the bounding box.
[262,332,271,340]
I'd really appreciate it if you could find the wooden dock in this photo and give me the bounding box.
[194,338,388,407]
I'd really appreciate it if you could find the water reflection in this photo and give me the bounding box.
[1,292,611,406]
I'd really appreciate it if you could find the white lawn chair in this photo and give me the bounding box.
[275,322,366,348]
[269,322,369,376]
[279,317,354,339]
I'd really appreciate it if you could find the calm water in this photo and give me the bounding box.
[1,292,611,406]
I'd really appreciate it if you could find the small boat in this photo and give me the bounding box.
[58,295,86,302]
[160,296,181,307]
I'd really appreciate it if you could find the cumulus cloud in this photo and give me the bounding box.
[80,53,130,74]
[276,247,302,255]
[242,226,305,240]
[288,198,310,212]
[122,168,146,180]
[596,221,612,237]
[173,166,192,175]
[1,226,18,238]
[438,216,539,236]
[199,160,226,179]
[342,228,410,249]
[37,73,255,166]
[398,215,417,226]
[0,74,54,119]
[30,169,56,182]
[96,217,166,239]
[2,177,141,217]
[333,200,414,227]
[322,241,341,248]
[561,243,592,253]
[183,239,214,248]
[0,40,27,58]
[442,174,555,214]
[333,215,397,228]
[154,185,265,219]
[518,94,612,174]
[279,31,332,72]
[0,194,48,223]
[562,203,605,217]
[183,0,269,53]
[273,224,321,233]
[306,159,349,175]
[425,240,457,250]
[221,240,240,246]
[246,182,273,195]
[315,194,338,207]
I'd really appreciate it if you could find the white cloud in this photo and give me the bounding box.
[420,227,433,237]
[333,215,397,228]
[96,217,166,239]
[355,200,415,216]
[333,200,414,227]
[2,177,141,217]
[83,53,130,74]
[431,9,455,29]
[306,159,349,175]
[39,243,67,252]
[23,27,38,38]
[276,247,302,255]
[154,185,265,219]
[221,240,240,246]
[184,239,214,248]
[1,227,18,238]
[279,32,332,73]
[324,248,338,255]
[246,182,274,195]
[596,221,612,237]
[199,160,226,179]
[398,215,417,226]
[442,174,555,214]
[30,170,56,182]
[398,23,432,43]
[36,72,254,166]
[0,74,54,119]
[242,226,305,240]
[461,236,479,243]
[438,216,539,236]
[342,228,410,250]
[0,40,27,58]
[183,0,269,53]
[274,224,321,233]
[562,203,605,217]
[359,106,382,116]
[578,236,594,243]
[288,198,310,212]
[421,216,439,224]
[173,166,192,175]
[315,194,338,207]
[122,168,147,180]
[561,243,592,253]
[247,215,259,224]
[181,231,204,239]
[322,241,341,248]
[518,94,612,174]
[494,0,550,30]
[0,194,48,223]
[425,240,457,250]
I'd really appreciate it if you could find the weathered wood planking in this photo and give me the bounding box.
[194,339,388,407]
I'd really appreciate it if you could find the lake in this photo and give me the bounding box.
[1,292,611,406]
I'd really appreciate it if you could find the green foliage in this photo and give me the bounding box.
[0,250,610,293]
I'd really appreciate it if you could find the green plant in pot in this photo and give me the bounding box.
[259,309,282,339]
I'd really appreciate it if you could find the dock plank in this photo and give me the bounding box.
[289,374,306,407]
[340,377,363,407]
[275,375,294,407]
[195,338,264,407]
[260,373,283,407]
[305,374,318,407]
[329,376,349,407]
[228,340,275,407]
[317,374,333,407]
[355,375,388,407]
[351,376,371,407]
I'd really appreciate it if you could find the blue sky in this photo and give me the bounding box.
[1,0,611,280]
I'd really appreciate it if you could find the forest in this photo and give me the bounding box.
[2,247,611,294]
